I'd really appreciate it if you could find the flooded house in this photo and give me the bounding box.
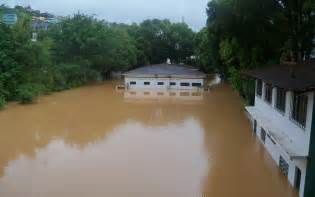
[244,61,315,197]
[123,64,206,90]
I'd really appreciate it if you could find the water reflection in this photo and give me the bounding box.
[0,119,208,197]
[0,81,298,197]
[124,89,204,102]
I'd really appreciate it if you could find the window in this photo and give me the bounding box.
[180,82,190,87]
[169,92,176,96]
[261,128,266,143]
[276,88,286,113]
[291,92,308,128]
[295,167,302,191]
[157,82,164,85]
[157,92,164,96]
[144,82,150,85]
[264,83,273,104]
[170,82,176,86]
[130,81,136,85]
[267,134,276,145]
[144,92,150,95]
[192,83,202,87]
[253,120,257,134]
[279,156,289,177]
[257,79,262,96]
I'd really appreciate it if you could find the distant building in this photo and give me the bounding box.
[46,17,59,24]
[32,20,49,31]
[123,64,206,90]
[1,13,17,25]
[244,61,315,197]
[31,16,60,31]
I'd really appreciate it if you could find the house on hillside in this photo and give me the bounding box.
[244,61,315,197]
[123,64,206,90]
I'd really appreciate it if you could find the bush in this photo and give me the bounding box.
[51,64,100,91]
[228,67,242,91]
[0,95,6,110]
[16,84,42,104]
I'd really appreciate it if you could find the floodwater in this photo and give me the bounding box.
[0,80,297,197]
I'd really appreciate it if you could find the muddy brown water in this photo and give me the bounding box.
[0,81,297,197]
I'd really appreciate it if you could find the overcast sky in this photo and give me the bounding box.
[2,0,209,31]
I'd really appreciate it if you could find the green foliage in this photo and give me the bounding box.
[0,81,8,110]
[16,83,42,104]
[51,63,99,91]
[0,95,5,110]
[205,0,315,102]
[126,19,195,65]
[0,11,197,109]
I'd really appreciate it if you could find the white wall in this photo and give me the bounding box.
[253,120,308,197]
[125,77,204,90]
[255,81,314,155]
[251,80,315,197]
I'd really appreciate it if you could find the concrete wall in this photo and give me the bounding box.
[250,80,315,197]
[253,120,308,197]
[255,81,314,155]
[125,77,204,90]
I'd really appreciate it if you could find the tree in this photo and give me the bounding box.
[204,0,315,103]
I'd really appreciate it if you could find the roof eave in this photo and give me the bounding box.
[124,74,206,79]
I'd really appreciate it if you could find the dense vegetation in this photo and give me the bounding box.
[196,0,315,103]
[0,5,195,109]
[1,1,315,109]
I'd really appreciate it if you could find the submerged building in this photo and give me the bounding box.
[244,61,315,197]
[123,64,206,90]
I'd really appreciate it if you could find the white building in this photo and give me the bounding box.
[244,61,315,197]
[123,64,206,90]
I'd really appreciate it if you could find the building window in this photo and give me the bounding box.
[144,82,150,85]
[257,79,262,96]
[291,92,308,128]
[180,82,190,87]
[130,81,136,85]
[253,120,257,134]
[261,128,266,143]
[276,88,286,113]
[279,156,289,177]
[267,133,276,145]
[170,82,176,86]
[157,82,164,85]
[294,167,302,191]
[264,83,273,104]
[192,83,202,87]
